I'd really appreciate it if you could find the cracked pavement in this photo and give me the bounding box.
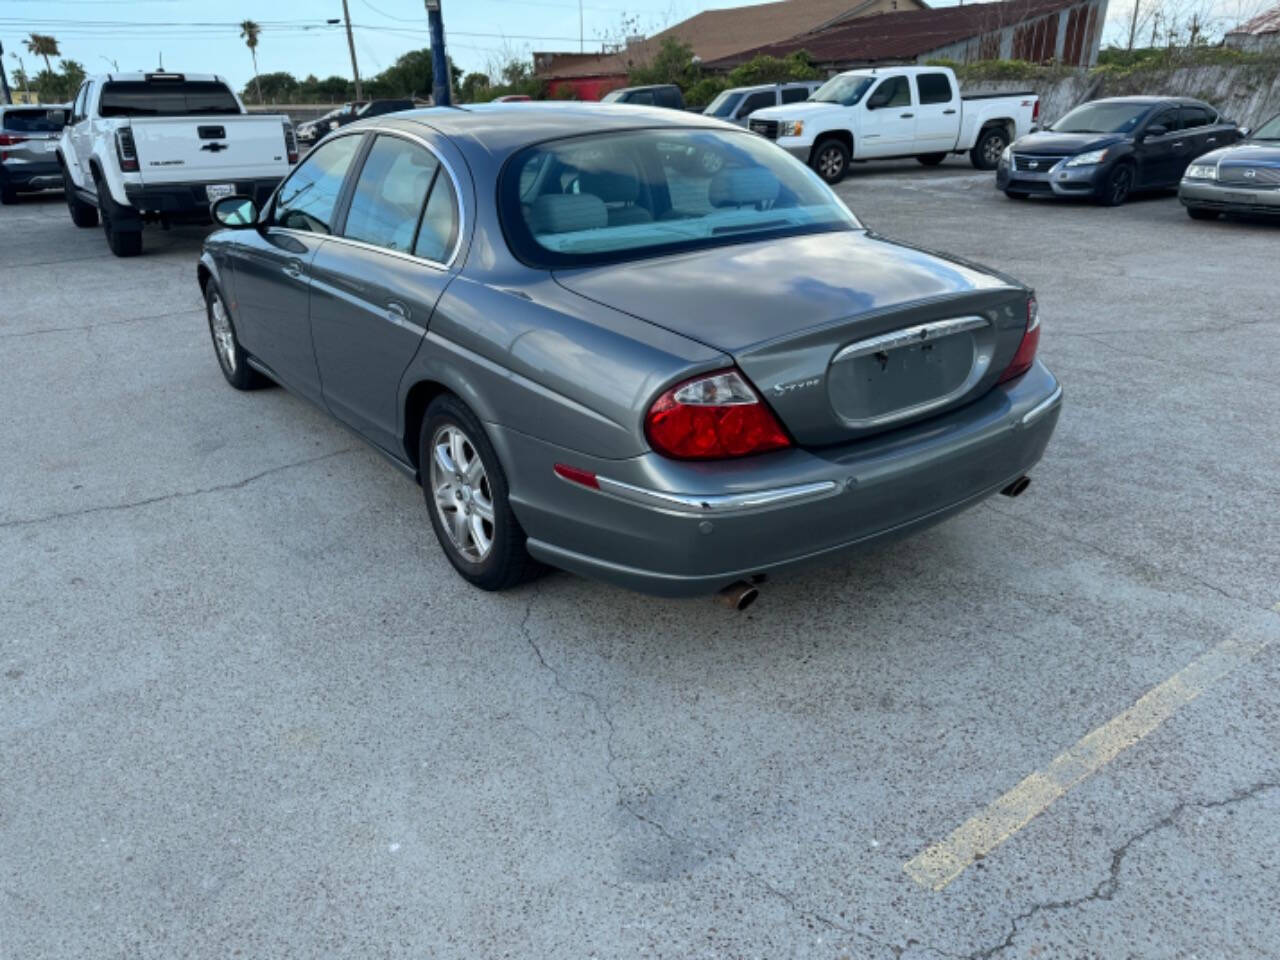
[2,160,1278,959]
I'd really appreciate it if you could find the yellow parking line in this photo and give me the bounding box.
[904,615,1279,891]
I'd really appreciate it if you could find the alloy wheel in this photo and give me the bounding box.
[818,147,844,180]
[208,292,237,374]
[1109,166,1133,204]
[429,424,496,563]
[983,134,1006,168]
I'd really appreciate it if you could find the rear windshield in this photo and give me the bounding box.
[3,108,65,132]
[99,81,241,117]
[501,128,859,268]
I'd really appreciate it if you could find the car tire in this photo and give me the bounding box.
[970,128,1008,170]
[917,153,947,166]
[94,172,143,257]
[1096,163,1135,207]
[1004,189,1030,200]
[63,165,99,227]
[204,282,268,391]
[811,138,850,185]
[1186,206,1220,221]
[420,394,539,592]
[0,184,17,205]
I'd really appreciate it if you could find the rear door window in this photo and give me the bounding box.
[1180,105,1217,129]
[736,91,776,118]
[780,87,810,104]
[414,170,460,262]
[99,80,241,117]
[2,109,65,132]
[269,134,362,234]
[342,135,439,253]
[916,73,954,105]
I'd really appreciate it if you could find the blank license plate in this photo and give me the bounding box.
[1225,191,1256,203]
[205,183,235,200]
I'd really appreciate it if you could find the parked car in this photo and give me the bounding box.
[493,94,532,103]
[0,103,69,204]
[355,98,417,120]
[748,66,1039,183]
[57,71,297,256]
[1179,111,1280,220]
[703,82,822,127]
[997,96,1243,206]
[197,104,1060,600]
[601,84,685,110]
[297,103,364,145]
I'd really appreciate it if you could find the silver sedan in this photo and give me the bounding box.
[198,103,1062,599]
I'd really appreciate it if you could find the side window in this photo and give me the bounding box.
[780,87,810,104]
[1148,108,1180,134]
[414,169,460,262]
[870,76,911,109]
[1181,105,1216,129]
[630,90,655,106]
[269,134,361,234]
[343,135,439,253]
[737,91,776,117]
[917,73,954,105]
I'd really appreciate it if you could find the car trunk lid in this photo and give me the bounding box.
[552,230,1031,446]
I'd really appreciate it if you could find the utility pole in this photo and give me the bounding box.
[0,43,11,105]
[579,0,584,53]
[425,0,451,107]
[1127,0,1140,50]
[341,0,364,101]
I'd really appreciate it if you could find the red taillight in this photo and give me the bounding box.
[114,128,139,172]
[1032,99,1040,123]
[553,463,599,489]
[998,295,1041,384]
[645,369,791,460]
[0,134,28,146]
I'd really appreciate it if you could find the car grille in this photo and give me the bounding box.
[1216,163,1280,188]
[1012,153,1067,172]
[750,119,779,140]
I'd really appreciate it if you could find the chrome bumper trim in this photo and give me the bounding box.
[1020,384,1063,427]
[585,475,842,516]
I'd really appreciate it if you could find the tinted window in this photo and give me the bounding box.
[656,88,681,109]
[870,76,911,108]
[2,108,65,132]
[1147,108,1180,133]
[780,87,810,104]
[629,90,655,105]
[737,91,776,117]
[1181,105,1216,128]
[99,80,241,117]
[343,135,438,253]
[1051,101,1152,134]
[270,135,361,234]
[502,128,859,268]
[414,170,460,262]
[917,73,953,105]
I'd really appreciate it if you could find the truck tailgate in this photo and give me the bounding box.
[130,116,291,184]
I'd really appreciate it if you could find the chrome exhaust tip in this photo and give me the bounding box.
[1000,475,1031,498]
[714,580,760,611]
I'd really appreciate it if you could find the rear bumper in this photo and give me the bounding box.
[499,361,1063,596]
[0,160,62,191]
[122,178,282,218]
[1179,180,1280,214]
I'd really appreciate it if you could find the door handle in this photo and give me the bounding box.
[282,260,304,280]
[1173,141,1184,148]
[1207,137,1217,143]
[386,301,411,325]
[943,108,957,115]
[900,112,914,119]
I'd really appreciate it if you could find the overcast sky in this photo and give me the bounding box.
[1,0,1246,93]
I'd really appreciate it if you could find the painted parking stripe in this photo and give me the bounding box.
[904,613,1279,891]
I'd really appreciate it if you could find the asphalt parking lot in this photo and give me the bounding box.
[2,161,1277,959]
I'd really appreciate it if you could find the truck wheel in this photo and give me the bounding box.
[917,153,947,166]
[811,139,850,185]
[63,166,99,227]
[970,128,1008,171]
[94,172,143,257]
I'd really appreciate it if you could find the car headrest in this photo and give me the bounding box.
[708,167,781,208]
[579,170,640,204]
[529,193,608,234]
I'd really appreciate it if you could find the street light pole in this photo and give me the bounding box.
[341,0,363,101]
[425,0,450,106]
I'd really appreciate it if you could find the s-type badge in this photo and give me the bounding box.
[772,376,822,397]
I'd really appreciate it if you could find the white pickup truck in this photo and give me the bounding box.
[748,65,1039,184]
[58,72,297,256]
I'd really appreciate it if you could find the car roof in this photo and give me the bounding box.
[1088,96,1198,106]
[379,102,736,158]
[725,81,817,93]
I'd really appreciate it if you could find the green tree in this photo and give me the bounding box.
[727,51,819,87]
[247,71,299,103]
[365,48,463,100]
[25,33,60,75]
[56,59,86,101]
[239,20,263,104]
[627,36,700,89]
[459,71,490,103]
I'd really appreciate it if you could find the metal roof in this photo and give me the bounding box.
[1227,5,1280,36]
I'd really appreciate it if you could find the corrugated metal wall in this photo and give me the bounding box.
[922,0,1107,67]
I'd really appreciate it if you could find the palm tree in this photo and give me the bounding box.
[25,33,60,75]
[239,20,263,104]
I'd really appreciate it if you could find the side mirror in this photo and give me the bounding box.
[1239,126,1251,138]
[210,195,258,228]
[1143,124,1167,139]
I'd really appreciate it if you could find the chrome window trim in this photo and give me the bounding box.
[1019,384,1063,427]
[564,474,841,516]
[832,315,987,363]
[261,125,466,271]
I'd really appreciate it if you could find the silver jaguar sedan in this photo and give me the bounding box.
[197,103,1062,600]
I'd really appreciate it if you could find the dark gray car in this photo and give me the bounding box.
[198,104,1061,598]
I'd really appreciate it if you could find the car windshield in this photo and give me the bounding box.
[2,108,65,132]
[1050,102,1151,134]
[502,128,859,268]
[705,91,744,118]
[1251,114,1280,140]
[99,80,241,117]
[811,75,873,106]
